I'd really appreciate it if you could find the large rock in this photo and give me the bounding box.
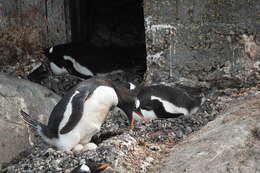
[144,0,260,89]
[0,73,60,166]
[157,93,260,173]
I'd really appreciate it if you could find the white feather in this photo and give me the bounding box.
[133,109,157,121]
[55,86,118,151]
[151,96,189,115]
[129,83,136,90]
[49,47,54,53]
[50,62,68,75]
[58,91,80,131]
[63,55,94,76]
[135,99,140,108]
[37,91,79,148]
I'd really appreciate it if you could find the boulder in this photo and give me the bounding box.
[0,73,60,166]
[157,93,260,173]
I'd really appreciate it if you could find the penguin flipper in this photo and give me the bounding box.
[60,89,92,134]
[152,100,184,118]
[19,110,45,129]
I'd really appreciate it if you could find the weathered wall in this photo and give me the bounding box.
[0,0,69,51]
[144,0,260,88]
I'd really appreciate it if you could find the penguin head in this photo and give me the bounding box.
[112,85,142,127]
[34,46,55,56]
[132,98,146,119]
[35,46,69,75]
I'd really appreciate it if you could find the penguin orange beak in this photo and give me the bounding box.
[131,111,146,129]
[34,49,45,54]
[95,163,110,171]
[134,111,145,120]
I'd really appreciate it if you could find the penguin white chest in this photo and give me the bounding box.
[133,109,157,121]
[57,86,118,150]
[63,55,94,76]
[50,62,68,75]
[81,86,118,127]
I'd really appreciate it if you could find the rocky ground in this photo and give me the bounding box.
[0,47,259,173]
[1,71,259,173]
[157,93,260,173]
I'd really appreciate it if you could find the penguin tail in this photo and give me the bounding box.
[19,110,45,130]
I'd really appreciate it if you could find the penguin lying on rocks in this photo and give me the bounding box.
[19,77,140,151]
[133,85,205,121]
[70,163,109,173]
[30,43,146,79]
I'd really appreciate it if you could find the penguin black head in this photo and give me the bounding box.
[112,84,143,128]
[35,46,63,63]
[35,46,70,75]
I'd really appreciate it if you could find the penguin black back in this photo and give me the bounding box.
[133,85,204,120]
[33,43,146,79]
[47,78,116,136]
[138,85,202,112]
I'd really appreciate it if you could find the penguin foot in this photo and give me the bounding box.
[130,119,135,129]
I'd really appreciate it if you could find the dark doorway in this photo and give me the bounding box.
[69,0,147,80]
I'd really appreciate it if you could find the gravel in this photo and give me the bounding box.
[1,46,258,172]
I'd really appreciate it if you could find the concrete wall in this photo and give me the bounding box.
[0,0,69,52]
[143,0,260,89]
[0,0,259,88]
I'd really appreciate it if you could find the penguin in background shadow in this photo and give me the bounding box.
[19,77,141,151]
[132,84,205,121]
[29,43,146,80]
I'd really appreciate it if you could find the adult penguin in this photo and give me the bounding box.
[19,77,141,151]
[133,85,205,121]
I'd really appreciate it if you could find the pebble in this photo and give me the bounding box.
[148,145,161,151]
[2,82,226,173]
[175,130,184,139]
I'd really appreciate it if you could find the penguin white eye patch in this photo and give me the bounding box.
[135,99,140,108]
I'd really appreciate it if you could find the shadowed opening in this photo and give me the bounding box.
[69,0,147,80]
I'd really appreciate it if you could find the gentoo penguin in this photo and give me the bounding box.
[70,163,109,173]
[133,85,205,121]
[19,77,139,151]
[32,43,146,79]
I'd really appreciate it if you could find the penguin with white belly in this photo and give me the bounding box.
[133,85,205,121]
[29,43,146,80]
[19,77,140,151]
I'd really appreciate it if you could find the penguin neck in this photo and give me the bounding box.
[113,85,135,118]
[113,85,133,106]
[193,96,204,107]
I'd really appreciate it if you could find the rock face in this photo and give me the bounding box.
[0,73,60,166]
[157,93,260,173]
[144,0,260,89]
[1,78,258,173]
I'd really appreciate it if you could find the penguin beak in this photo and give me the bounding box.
[34,49,45,54]
[130,110,146,129]
[134,111,145,120]
[94,163,110,172]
